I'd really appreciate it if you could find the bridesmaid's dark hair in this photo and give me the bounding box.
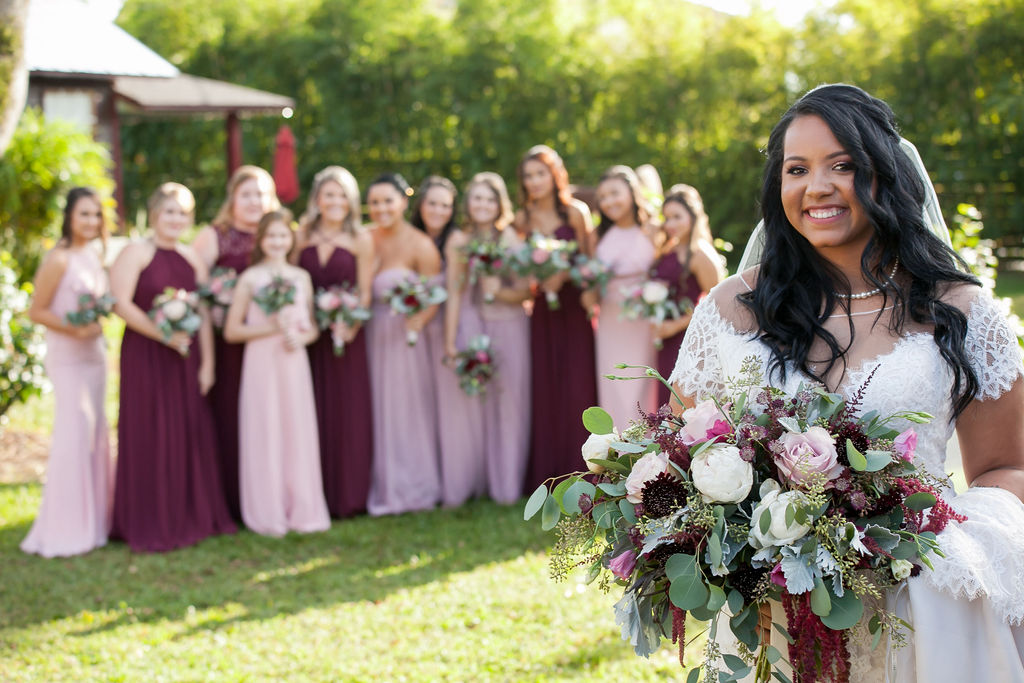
[516,144,573,226]
[60,186,110,248]
[250,208,296,264]
[595,165,650,239]
[410,175,458,252]
[743,83,979,417]
[659,185,709,273]
[367,172,413,200]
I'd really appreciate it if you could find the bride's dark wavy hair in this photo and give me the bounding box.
[741,83,979,418]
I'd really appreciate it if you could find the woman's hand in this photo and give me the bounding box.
[480,275,501,303]
[198,360,215,395]
[540,271,567,295]
[167,330,192,356]
[73,321,104,340]
[580,289,598,317]
[331,321,355,344]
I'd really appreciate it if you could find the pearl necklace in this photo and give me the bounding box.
[834,259,899,300]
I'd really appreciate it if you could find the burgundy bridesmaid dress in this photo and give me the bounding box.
[112,248,236,552]
[299,245,374,518]
[652,250,703,407]
[526,223,597,491]
[208,226,254,520]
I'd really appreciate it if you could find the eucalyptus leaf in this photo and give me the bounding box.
[772,670,795,683]
[766,645,783,663]
[785,503,796,528]
[582,406,614,435]
[904,491,937,511]
[592,500,621,529]
[708,532,723,568]
[597,481,627,496]
[772,622,795,644]
[847,439,868,471]
[541,494,561,530]
[686,668,701,683]
[862,449,893,472]
[669,571,709,611]
[810,576,832,617]
[688,604,718,622]
[722,654,747,672]
[619,498,638,524]
[759,507,771,535]
[587,457,632,475]
[727,589,744,615]
[551,477,574,510]
[820,588,864,630]
[706,583,727,612]
[524,485,548,521]
[562,479,596,514]
[665,552,697,581]
[610,440,647,454]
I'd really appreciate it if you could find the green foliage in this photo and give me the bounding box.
[0,109,114,282]
[0,251,46,423]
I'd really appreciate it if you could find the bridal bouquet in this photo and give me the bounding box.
[384,275,447,346]
[453,334,496,396]
[65,291,116,326]
[525,360,963,683]
[253,275,296,315]
[314,284,371,356]
[149,287,202,351]
[568,255,612,297]
[197,266,237,330]
[620,280,693,349]
[462,238,508,302]
[509,233,576,310]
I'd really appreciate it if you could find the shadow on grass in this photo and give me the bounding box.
[0,486,550,633]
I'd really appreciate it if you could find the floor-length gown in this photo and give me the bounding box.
[299,245,373,518]
[21,247,111,557]
[112,248,236,552]
[479,269,531,504]
[425,283,487,507]
[594,225,657,425]
[526,224,597,490]
[237,272,329,536]
[366,268,442,515]
[671,276,1024,681]
[651,250,703,407]
[208,226,254,521]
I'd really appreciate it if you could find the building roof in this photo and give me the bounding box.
[114,74,294,114]
[26,0,179,78]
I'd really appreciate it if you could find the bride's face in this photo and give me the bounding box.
[781,115,874,261]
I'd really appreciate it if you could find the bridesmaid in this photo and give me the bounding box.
[516,145,597,491]
[295,166,375,518]
[109,183,236,552]
[651,184,723,407]
[365,173,443,515]
[446,172,532,504]
[192,166,279,520]
[22,187,112,557]
[413,176,485,507]
[590,165,658,425]
[224,209,329,536]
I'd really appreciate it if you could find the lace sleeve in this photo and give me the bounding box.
[669,297,728,400]
[966,292,1024,400]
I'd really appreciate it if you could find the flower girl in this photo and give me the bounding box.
[224,209,330,536]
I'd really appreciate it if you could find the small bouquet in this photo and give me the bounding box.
[526,360,963,683]
[253,275,296,315]
[509,233,576,310]
[314,284,371,356]
[65,291,116,327]
[453,334,496,396]
[462,238,508,302]
[385,275,448,346]
[621,279,694,349]
[149,287,202,352]
[568,255,612,297]
[197,266,237,330]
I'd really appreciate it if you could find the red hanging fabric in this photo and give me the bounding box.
[273,124,300,204]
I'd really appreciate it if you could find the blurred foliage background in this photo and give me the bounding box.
[111,0,1024,249]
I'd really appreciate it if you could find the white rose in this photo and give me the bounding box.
[581,430,619,474]
[891,559,913,581]
[748,480,812,549]
[641,280,669,305]
[625,452,672,504]
[162,298,188,322]
[691,444,753,504]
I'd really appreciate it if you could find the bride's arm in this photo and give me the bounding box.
[957,377,1024,503]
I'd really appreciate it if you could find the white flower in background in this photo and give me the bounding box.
[641,280,669,305]
[581,430,620,474]
[162,298,188,322]
[691,444,753,503]
[748,480,812,549]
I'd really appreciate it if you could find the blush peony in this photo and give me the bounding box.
[624,452,672,503]
[690,443,754,503]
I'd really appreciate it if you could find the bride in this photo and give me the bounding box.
[671,84,1024,681]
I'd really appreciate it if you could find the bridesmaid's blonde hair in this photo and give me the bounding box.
[147,182,195,226]
[462,172,514,232]
[298,166,361,237]
[212,166,280,233]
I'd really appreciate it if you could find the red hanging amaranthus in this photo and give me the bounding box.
[781,592,850,683]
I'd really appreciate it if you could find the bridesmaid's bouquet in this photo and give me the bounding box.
[314,284,371,356]
[197,266,238,330]
[568,255,612,297]
[453,334,496,397]
[509,233,576,310]
[526,360,963,683]
[384,275,448,346]
[462,238,508,302]
[253,275,296,315]
[149,287,202,351]
[620,279,694,349]
[65,291,116,326]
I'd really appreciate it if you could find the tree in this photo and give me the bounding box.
[0,0,29,155]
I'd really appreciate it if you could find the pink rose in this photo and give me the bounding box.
[531,248,551,265]
[775,426,844,486]
[210,280,223,294]
[625,452,672,503]
[770,563,786,588]
[339,291,360,308]
[316,291,341,311]
[475,351,489,362]
[609,550,638,580]
[678,399,731,446]
[894,429,917,463]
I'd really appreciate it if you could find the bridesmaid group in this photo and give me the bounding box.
[21,147,723,556]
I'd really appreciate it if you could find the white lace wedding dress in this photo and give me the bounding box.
[670,274,1024,682]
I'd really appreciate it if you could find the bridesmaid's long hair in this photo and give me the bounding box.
[743,83,979,417]
[147,182,195,226]
[212,166,280,233]
[657,185,709,271]
[299,166,361,237]
[516,144,573,226]
[595,165,651,238]
[250,209,296,264]
[462,172,514,233]
[410,175,458,252]
[60,186,110,249]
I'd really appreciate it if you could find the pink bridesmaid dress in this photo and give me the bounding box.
[594,226,658,426]
[366,268,442,515]
[237,272,330,536]
[21,247,111,557]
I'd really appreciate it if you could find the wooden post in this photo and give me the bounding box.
[226,110,241,177]
[106,91,125,228]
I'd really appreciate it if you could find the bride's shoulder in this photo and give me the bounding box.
[936,280,993,316]
[695,268,759,332]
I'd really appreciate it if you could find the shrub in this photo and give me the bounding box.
[0,250,46,423]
